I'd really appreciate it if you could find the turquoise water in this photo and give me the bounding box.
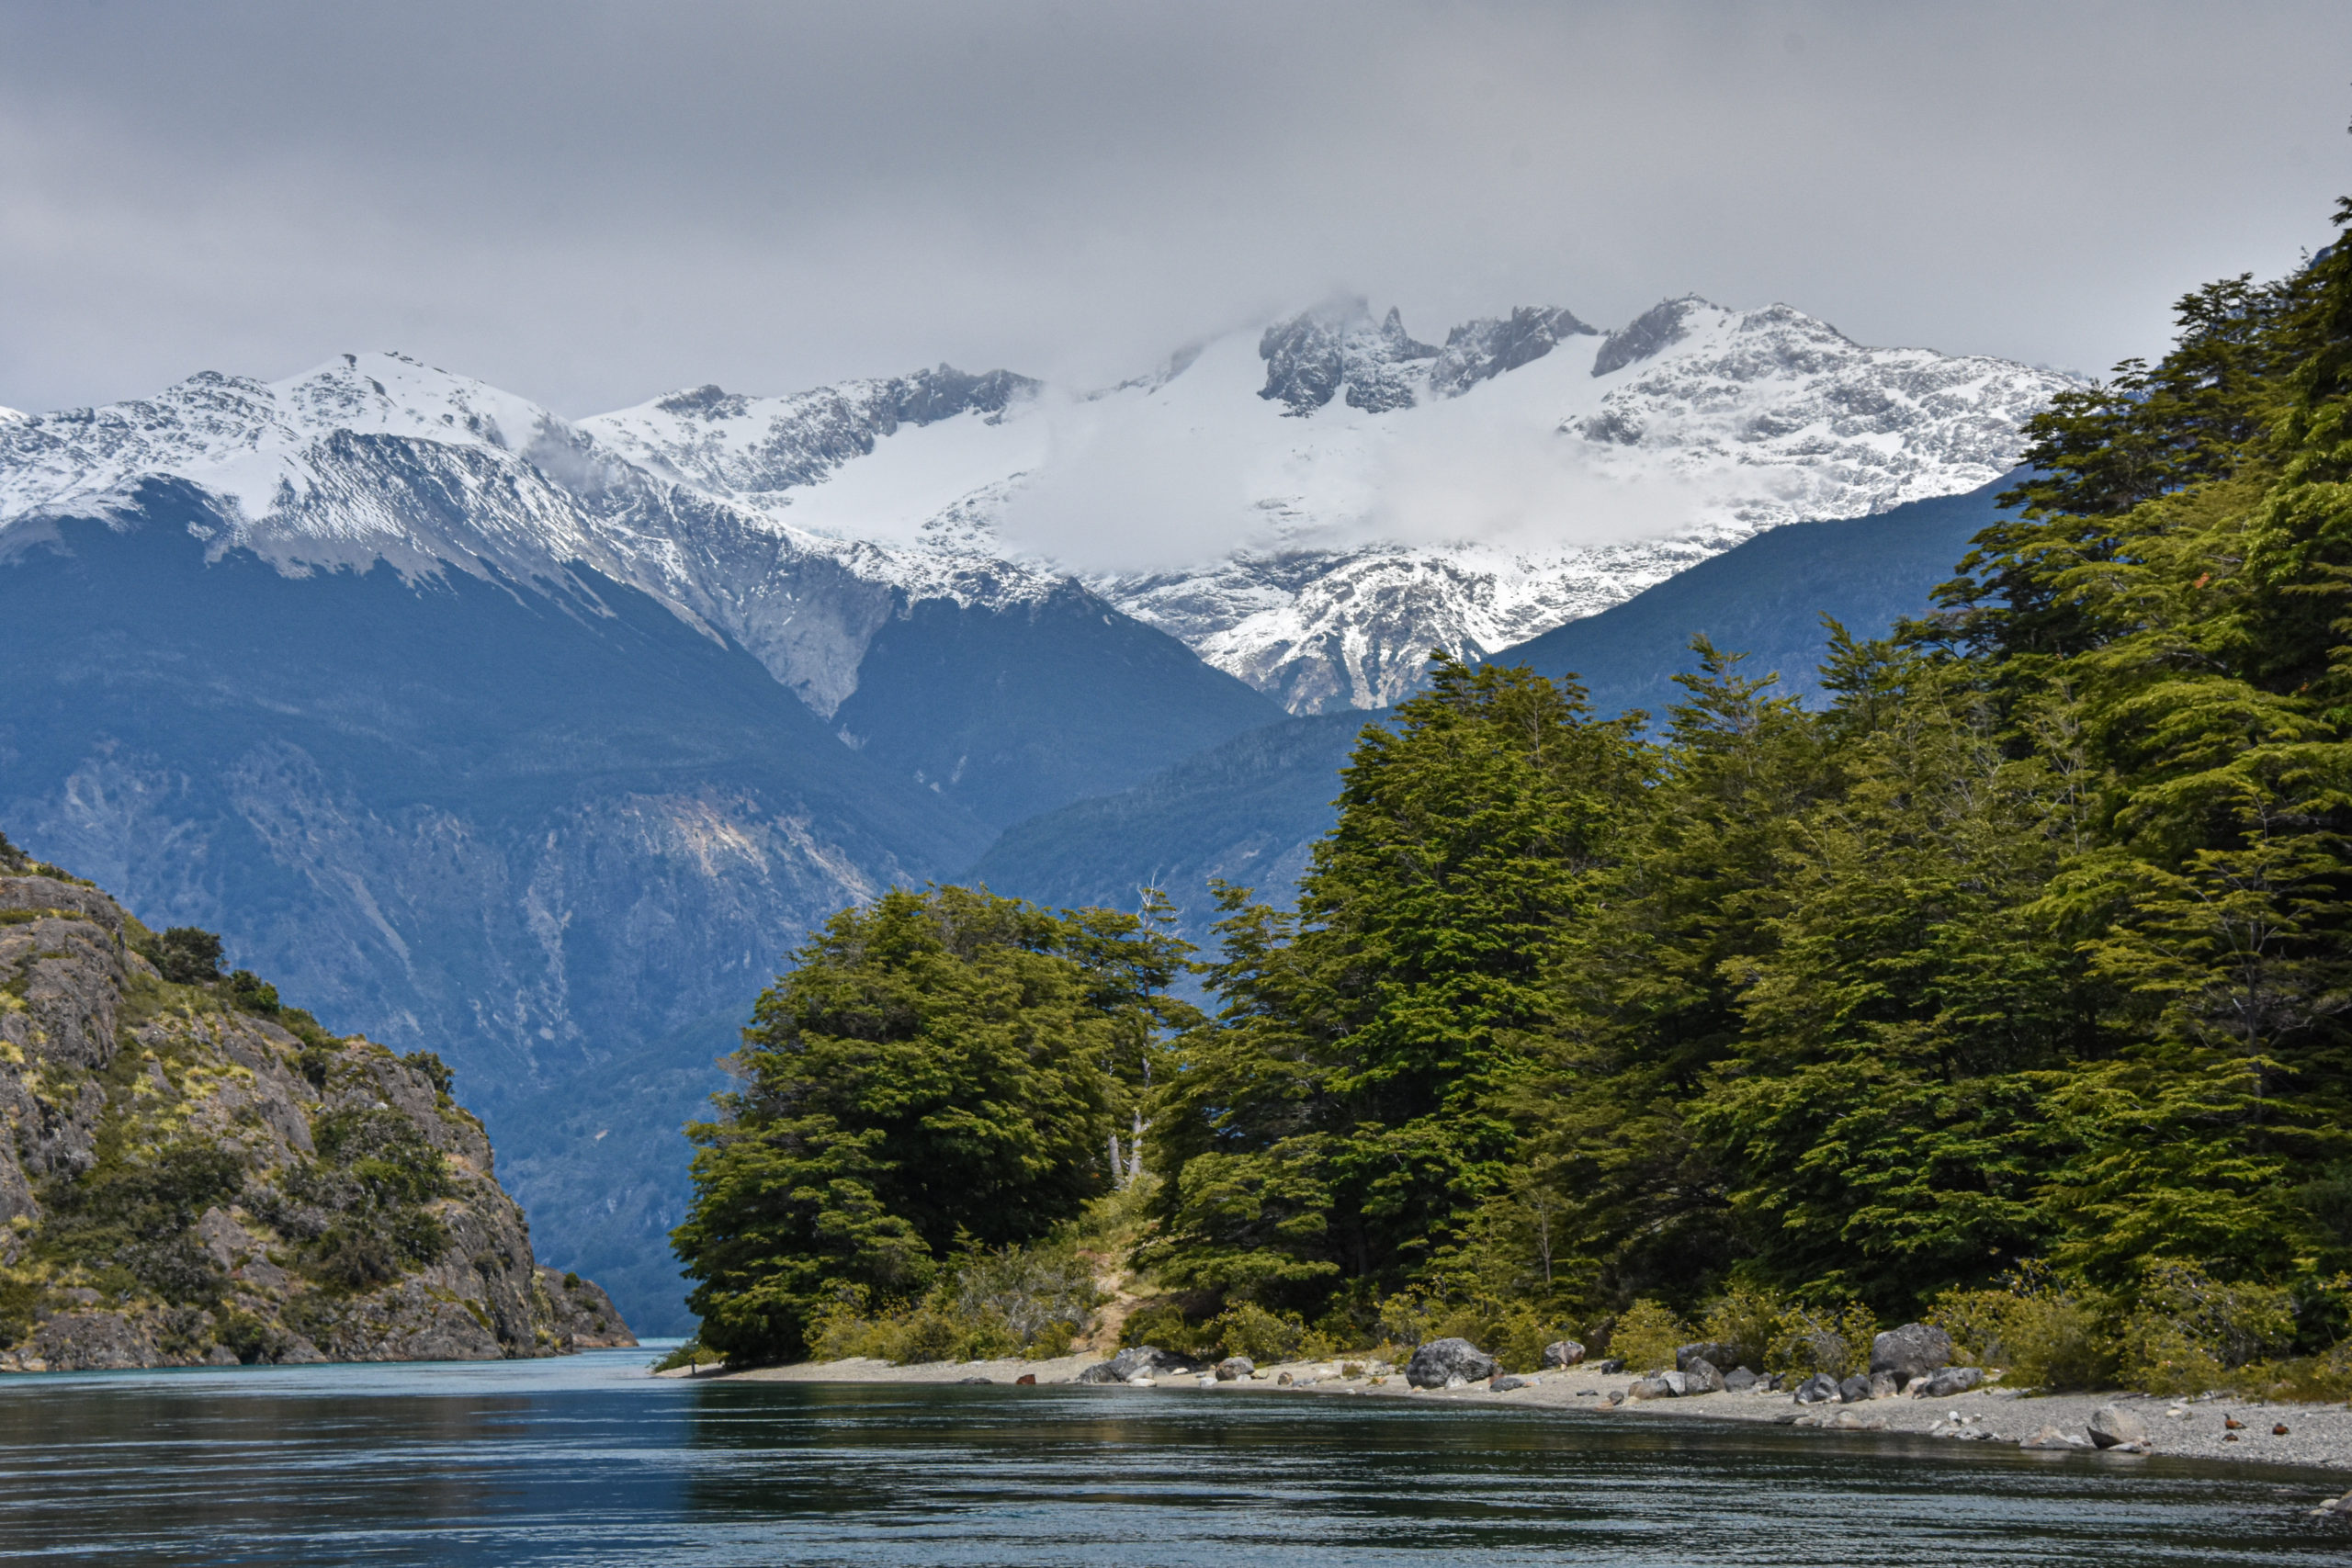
[0,1349,2344,1564]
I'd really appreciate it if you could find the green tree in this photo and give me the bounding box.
[673,886,1191,1362]
[1145,660,1647,1316]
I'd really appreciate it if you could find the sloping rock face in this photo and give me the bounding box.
[0,866,634,1371]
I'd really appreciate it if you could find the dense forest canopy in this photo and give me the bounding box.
[677,200,2352,1386]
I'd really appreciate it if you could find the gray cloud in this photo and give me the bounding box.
[1,0,2347,416]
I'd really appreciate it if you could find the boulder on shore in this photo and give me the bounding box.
[1722,1367,1764,1392]
[1541,1339,1586,1369]
[1793,1372,1840,1404]
[1215,1357,1255,1382]
[1838,1373,1874,1404]
[2087,1404,2149,1450]
[1676,1340,1739,1373]
[1406,1337,1498,1389]
[1626,1372,1685,1400]
[1078,1346,1194,1384]
[1682,1357,1726,1393]
[1869,1323,1954,1383]
[1914,1366,1984,1399]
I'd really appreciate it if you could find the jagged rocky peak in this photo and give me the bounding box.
[1428,305,1598,398]
[585,363,1042,497]
[1593,296,1711,377]
[1258,299,1439,416]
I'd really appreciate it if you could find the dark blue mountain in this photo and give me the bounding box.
[968,479,2015,942]
[0,488,1283,1330]
[834,584,1280,829]
[1502,477,2012,713]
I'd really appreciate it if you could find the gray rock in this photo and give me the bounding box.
[1681,1357,1725,1393]
[1625,1374,1679,1401]
[1870,1323,1955,1382]
[1794,1372,1840,1404]
[1868,1371,1901,1399]
[1106,1346,1191,1380]
[1838,1373,1874,1404]
[1405,1337,1498,1389]
[1676,1340,1739,1373]
[1215,1357,1254,1382]
[1914,1366,1984,1398]
[1723,1367,1763,1392]
[2018,1425,2087,1450]
[29,1310,158,1371]
[1594,1357,1625,1374]
[1489,1375,1532,1392]
[1540,1339,1585,1369]
[2087,1404,2149,1450]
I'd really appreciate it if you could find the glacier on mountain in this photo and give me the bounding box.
[0,294,2074,715]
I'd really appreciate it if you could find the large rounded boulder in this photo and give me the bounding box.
[1868,1323,1953,1383]
[1405,1337,1498,1388]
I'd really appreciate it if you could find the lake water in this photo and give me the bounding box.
[0,1348,2344,1564]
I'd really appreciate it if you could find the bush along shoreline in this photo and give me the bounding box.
[672,199,2352,1423]
[0,836,634,1371]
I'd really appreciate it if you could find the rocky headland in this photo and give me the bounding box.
[0,853,633,1371]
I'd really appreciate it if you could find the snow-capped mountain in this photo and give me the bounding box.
[0,353,1060,716]
[573,294,2070,710]
[0,294,2071,716]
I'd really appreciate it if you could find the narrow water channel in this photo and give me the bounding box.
[0,1350,2341,1564]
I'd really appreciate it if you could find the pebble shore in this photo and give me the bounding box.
[694,1351,2352,1483]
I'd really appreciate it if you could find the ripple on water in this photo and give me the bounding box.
[0,1352,2342,1565]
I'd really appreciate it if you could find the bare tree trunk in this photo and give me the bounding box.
[1109,1130,1123,1184]
[1127,1110,1146,1183]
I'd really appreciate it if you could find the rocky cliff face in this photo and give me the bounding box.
[0,860,634,1372]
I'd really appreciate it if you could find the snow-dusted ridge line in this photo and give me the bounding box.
[0,295,2075,716]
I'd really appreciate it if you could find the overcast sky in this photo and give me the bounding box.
[2,1,2348,418]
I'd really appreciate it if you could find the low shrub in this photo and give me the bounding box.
[1609,1299,1690,1374]
[811,1239,1104,1364]
[2120,1263,2296,1395]
[1763,1299,1876,1379]
[1928,1266,2114,1389]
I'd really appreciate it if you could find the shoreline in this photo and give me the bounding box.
[677,1351,2352,1481]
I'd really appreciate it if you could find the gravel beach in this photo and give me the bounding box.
[683,1351,2352,1482]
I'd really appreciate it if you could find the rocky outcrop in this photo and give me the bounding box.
[1541,1338,1585,1369]
[0,866,634,1372]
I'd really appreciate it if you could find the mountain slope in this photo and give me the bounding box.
[1502,476,2014,712]
[833,584,1281,828]
[0,497,996,1331]
[968,479,2015,940]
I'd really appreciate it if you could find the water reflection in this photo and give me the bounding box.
[0,1353,2340,1564]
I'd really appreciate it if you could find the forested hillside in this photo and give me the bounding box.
[678,201,2352,1392]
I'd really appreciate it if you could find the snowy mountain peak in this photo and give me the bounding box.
[1257,299,1440,415]
[582,365,1040,502]
[1430,305,1597,398]
[0,288,2076,721]
[1593,296,1710,377]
